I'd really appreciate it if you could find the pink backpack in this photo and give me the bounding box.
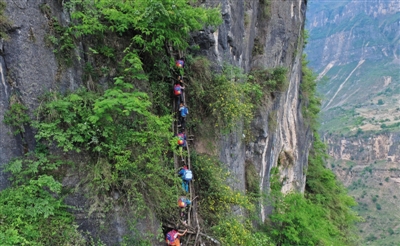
[166,230,178,244]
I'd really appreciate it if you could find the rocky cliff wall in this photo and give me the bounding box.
[192,0,309,219]
[0,0,83,190]
[324,132,400,163]
[306,0,399,71]
[0,0,309,243]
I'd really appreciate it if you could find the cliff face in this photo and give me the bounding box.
[306,1,400,243]
[306,0,400,161]
[306,0,399,112]
[0,1,83,190]
[192,0,309,219]
[0,0,309,243]
[325,132,400,163]
[307,0,398,72]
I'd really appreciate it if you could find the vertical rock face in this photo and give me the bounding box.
[324,133,400,163]
[0,0,309,242]
[305,0,399,162]
[306,0,399,109]
[193,0,310,219]
[0,0,83,189]
[307,0,398,69]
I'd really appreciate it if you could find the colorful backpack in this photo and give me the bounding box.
[166,230,178,244]
[177,133,185,146]
[176,60,184,68]
[178,196,191,208]
[183,169,193,181]
[174,84,181,96]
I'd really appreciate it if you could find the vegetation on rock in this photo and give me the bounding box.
[1,1,360,245]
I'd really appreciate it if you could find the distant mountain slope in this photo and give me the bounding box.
[306,1,400,245]
[306,0,399,135]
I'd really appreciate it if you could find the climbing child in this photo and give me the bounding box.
[166,228,188,246]
[178,103,188,129]
[178,165,193,193]
[178,196,191,226]
[176,131,187,160]
[175,58,185,69]
[173,79,184,111]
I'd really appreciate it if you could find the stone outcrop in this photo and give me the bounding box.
[0,0,83,190]
[306,0,399,110]
[324,132,400,163]
[0,0,309,243]
[192,0,310,219]
[306,0,399,71]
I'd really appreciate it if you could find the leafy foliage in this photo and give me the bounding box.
[34,85,179,219]
[249,66,288,95]
[191,152,253,224]
[261,54,360,246]
[186,60,263,134]
[212,217,274,246]
[67,0,221,52]
[302,57,360,244]
[189,152,272,245]
[269,192,344,246]
[0,153,85,245]
[210,66,262,132]
[3,101,30,136]
[0,0,11,40]
[245,160,261,200]
[300,54,321,129]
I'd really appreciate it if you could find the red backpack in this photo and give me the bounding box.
[166,230,178,244]
[174,84,181,96]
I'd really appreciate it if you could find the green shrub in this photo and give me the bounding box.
[34,85,179,219]
[0,0,11,40]
[0,153,85,245]
[245,160,261,199]
[268,193,342,246]
[366,234,377,241]
[259,0,271,19]
[187,62,262,134]
[3,98,30,136]
[191,152,253,223]
[249,66,288,94]
[210,66,262,132]
[300,54,320,129]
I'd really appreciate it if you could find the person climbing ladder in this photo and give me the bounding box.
[175,58,185,69]
[178,165,193,193]
[178,103,188,130]
[178,196,192,226]
[173,78,185,111]
[176,131,187,161]
[166,228,188,246]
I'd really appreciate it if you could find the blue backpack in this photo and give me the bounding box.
[183,169,193,181]
[181,107,188,117]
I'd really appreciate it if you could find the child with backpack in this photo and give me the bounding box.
[178,165,193,193]
[178,103,188,129]
[175,58,185,69]
[166,228,188,246]
[177,132,187,148]
[173,80,185,111]
[178,196,191,226]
